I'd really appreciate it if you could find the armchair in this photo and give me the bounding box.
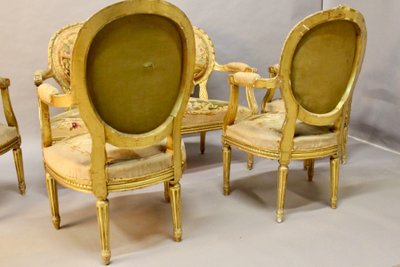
[37,0,195,264]
[0,76,25,194]
[222,6,366,223]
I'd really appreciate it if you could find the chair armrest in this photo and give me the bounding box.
[0,76,18,128]
[231,72,278,89]
[214,62,257,73]
[223,73,279,130]
[34,69,53,86]
[37,83,74,108]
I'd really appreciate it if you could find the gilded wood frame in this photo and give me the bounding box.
[222,6,366,223]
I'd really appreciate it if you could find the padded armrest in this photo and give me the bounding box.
[232,72,261,86]
[34,69,53,86]
[37,83,74,108]
[215,62,257,73]
[231,72,279,89]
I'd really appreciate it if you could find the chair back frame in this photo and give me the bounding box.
[71,0,195,198]
[277,6,366,162]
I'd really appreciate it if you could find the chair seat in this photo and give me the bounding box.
[264,99,285,113]
[225,112,337,151]
[182,97,252,129]
[43,134,186,183]
[0,123,18,147]
[50,108,87,142]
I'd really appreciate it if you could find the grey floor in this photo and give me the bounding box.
[1,131,400,267]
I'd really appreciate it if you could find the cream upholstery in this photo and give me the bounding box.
[263,99,285,113]
[183,97,252,128]
[226,112,337,151]
[44,134,186,182]
[50,108,87,142]
[0,124,18,147]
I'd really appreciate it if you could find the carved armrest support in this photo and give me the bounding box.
[0,76,10,89]
[215,62,257,73]
[34,69,53,86]
[0,76,18,128]
[37,83,74,108]
[268,64,280,77]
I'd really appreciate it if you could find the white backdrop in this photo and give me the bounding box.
[1,0,399,152]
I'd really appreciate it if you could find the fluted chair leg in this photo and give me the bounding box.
[169,182,182,242]
[330,156,339,209]
[13,147,26,194]
[276,164,288,223]
[247,153,254,170]
[45,172,60,229]
[222,145,231,196]
[200,132,206,154]
[163,181,170,203]
[96,199,111,265]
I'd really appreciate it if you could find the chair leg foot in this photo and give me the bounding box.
[276,209,284,223]
[169,183,182,242]
[96,199,111,265]
[247,153,254,170]
[330,156,339,209]
[45,172,60,229]
[276,163,288,223]
[200,132,206,154]
[13,147,26,195]
[223,145,231,196]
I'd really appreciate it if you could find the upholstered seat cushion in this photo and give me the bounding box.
[50,108,87,142]
[0,123,18,147]
[183,97,252,128]
[263,99,285,113]
[225,112,337,151]
[43,134,186,182]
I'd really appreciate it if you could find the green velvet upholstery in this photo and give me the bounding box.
[86,14,183,134]
[291,20,357,114]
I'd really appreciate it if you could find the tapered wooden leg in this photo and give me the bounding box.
[307,159,314,181]
[276,164,288,223]
[222,145,231,196]
[164,181,170,203]
[96,199,111,265]
[45,172,60,229]
[247,153,254,170]
[200,132,206,154]
[13,147,26,195]
[330,156,339,209]
[169,183,182,242]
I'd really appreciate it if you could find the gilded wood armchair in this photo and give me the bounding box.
[34,23,257,158]
[222,6,366,223]
[0,76,25,194]
[36,0,195,264]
